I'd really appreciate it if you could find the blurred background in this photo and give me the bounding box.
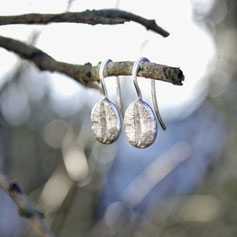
[0,0,237,236]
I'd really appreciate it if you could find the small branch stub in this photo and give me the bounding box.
[0,174,53,237]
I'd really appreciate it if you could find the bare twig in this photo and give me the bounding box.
[0,35,184,91]
[95,9,169,37]
[0,9,169,37]
[0,174,53,237]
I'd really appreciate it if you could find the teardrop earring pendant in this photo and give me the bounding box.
[124,57,157,148]
[91,59,122,144]
[124,57,166,148]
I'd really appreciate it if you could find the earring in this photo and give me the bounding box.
[124,57,165,148]
[124,57,157,148]
[91,59,122,144]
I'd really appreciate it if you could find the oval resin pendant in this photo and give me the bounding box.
[124,99,157,148]
[91,98,121,144]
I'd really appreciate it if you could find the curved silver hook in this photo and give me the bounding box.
[99,59,123,118]
[99,59,112,98]
[133,57,166,130]
[132,57,149,100]
[151,79,166,130]
[116,76,124,120]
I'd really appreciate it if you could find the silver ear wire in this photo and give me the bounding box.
[132,57,148,100]
[99,59,112,98]
[99,59,123,119]
[116,76,124,120]
[151,79,166,130]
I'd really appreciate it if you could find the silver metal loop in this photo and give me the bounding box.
[116,76,124,120]
[132,57,150,100]
[99,59,123,118]
[99,59,112,98]
[151,79,166,130]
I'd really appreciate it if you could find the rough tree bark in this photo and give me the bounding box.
[0,9,184,91]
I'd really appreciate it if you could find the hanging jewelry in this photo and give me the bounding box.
[91,59,122,144]
[124,57,158,148]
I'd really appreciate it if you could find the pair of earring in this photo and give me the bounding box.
[91,57,166,149]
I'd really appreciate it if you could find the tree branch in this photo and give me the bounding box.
[0,9,169,37]
[0,35,184,90]
[95,9,169,37]
[0,174,53,237]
